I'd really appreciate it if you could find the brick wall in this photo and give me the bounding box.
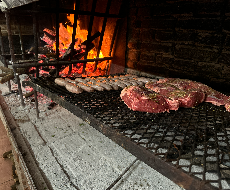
[126,0,230,91]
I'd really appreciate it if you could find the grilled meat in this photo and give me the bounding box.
[120,86,169,113]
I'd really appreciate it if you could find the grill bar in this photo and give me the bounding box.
[0,27,11,92]
[5,11,25,107]
[9,8,122,18]
[12,57,113,68]
[23,77,230,190]
[55,0,60,77]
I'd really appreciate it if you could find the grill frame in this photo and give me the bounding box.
[23,76,230,190]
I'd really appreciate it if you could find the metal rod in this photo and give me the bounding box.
[97,0,112,58]
[0,27,11,92]
[33,89,39,118]
[33,3,39,78]
[82,0,98,74]
[15,73,25,107]
[55,0,60,77]
[17,23,25,60]
[10,8,122,19]
[109,19,121,57]
[1,53,33,57]
[0,28,7,65]
[5,12,15,62]
[69,0,80,75]
[5,11,25,107]
[93,0,112,72]
[13,57,113,68]
[106,19,121,75]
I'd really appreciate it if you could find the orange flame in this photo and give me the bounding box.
[42,12,107,76]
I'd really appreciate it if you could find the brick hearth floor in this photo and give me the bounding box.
[0,117,14,190]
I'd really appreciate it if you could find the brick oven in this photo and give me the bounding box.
[1,1,230,190]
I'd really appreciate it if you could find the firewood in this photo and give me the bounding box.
[0,66,13,73]
[0,73,7,77]
[0,66,28,75]
[0,66,29,84]
[61,31,100,61]
[0,73,14,84]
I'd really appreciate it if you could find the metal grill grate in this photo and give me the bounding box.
[26,77,230,190]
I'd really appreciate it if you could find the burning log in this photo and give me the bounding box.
[0,66,14,84]
[43,28,56,36]
[61,38,80,61]
[61,31,101,61]
[47,31,101,76]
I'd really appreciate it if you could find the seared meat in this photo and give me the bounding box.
[145,82,206,110]
[121,78,230,113]
[120,86,169,113]
[157,78,229,107]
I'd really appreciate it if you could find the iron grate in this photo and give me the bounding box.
[30,77,230,189]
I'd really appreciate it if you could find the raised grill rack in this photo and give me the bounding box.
[23,76,230,190]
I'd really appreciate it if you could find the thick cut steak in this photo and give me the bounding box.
[121,78,230,113]
[120,86,169,113]
[157,78,230,108]
[145,82,205,110]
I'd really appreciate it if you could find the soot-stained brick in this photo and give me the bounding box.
[175,45,219,62]
[156,54,174,68]
[195,2,224,15]
[176,18,221,31]
[140,52,156,61]
[175,31,197,43]
[141,42,172,53]
[155,31,174,42]
[196,62,223,78]
[223,18,230,31]
[195,33,222,47]
[136,63,169,76]
[141,18,176,30]
[140,29,156,42]
[128,50,140,62]
[173,58,197,72]
[218,51,230,64]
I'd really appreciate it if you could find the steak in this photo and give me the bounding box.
[156,78,230,108]
[120,86,169,113]
[145,82,206,110]
[120,78,230,113]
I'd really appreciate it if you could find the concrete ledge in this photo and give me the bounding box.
[0,93,51,190]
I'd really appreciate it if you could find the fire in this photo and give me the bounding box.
[42,13,107,77]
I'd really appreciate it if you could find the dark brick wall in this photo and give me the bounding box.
[126,0,230,91]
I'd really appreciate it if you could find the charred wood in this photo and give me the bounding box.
[47,102,57,110]
[61,31,100,61]
[0,73,14,84]
[27,46,51,55]
[0,66,29,84]
[0,73,8,77]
